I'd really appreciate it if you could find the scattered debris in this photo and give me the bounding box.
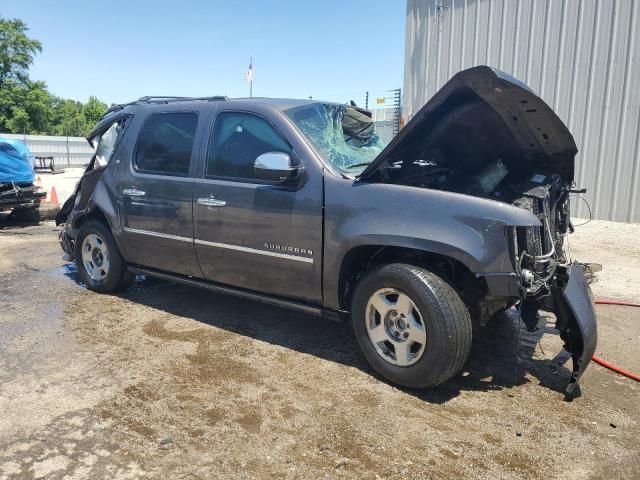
[159,436,173,449]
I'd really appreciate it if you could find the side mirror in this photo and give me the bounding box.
[254,152,302,183]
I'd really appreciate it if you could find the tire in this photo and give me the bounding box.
[74,220,134,293]
[351,263,472,389]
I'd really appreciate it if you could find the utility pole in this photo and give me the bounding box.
[66,127,70,166]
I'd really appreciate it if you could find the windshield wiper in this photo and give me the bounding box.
[345,162,372,170]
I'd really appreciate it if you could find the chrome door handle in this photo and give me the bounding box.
[123,188,146,197]
[197,197,226,207]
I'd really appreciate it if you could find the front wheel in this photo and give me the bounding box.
[351,263,472,389]
[74,220,134,293]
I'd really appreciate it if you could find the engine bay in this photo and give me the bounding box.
[386,153,572,296]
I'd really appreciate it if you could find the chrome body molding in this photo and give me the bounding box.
[195,238,314,264]
[123,227,192,243]
[123,227,314,264]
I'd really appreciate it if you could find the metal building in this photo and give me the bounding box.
[404,0,640,222]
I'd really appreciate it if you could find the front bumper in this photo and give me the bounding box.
[551,262,598,400]
[0,183,46,211]
[482,262,598,400]
[59,227,76,259]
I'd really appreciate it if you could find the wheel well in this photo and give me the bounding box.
[338,245,487,313]
[75,207,109,230]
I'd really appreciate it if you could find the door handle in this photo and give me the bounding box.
[197,197,226,207]
[123,188,146,197]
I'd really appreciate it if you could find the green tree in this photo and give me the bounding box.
[0,80,53,134]
[0,17,42,89]
[5,106,30,133]
[0,16,107,136]
[23,80,53,132]
[83,96,108,126]
[50,98,88,136]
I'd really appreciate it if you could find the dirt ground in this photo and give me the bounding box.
[0,218,638,479]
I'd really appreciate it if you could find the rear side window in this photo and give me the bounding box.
[135,113,198,176]
[206,112,290,180]
[94,119,126,167]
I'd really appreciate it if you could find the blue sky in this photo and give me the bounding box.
[2,0,406,106]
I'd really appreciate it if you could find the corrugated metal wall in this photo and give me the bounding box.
[404,0,640,222]
[0,133,94,167]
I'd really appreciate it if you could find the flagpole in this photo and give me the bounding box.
[249,56,253,97]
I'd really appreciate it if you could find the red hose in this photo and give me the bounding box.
[590,298,640,382]
[595,298,640,308]
[591,355,640,382]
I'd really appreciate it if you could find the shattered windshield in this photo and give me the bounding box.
[285,103,387,174]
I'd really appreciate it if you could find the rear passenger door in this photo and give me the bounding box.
[193,110,323,302]
[117,111,202,277]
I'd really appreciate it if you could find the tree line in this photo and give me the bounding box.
[0,16,108,137]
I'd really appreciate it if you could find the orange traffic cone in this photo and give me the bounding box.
[35,176,45,203]
[50,186,59,206]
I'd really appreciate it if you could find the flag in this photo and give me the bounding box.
[245,58,254,83]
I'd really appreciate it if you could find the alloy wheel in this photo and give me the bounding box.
[365,288,427,367]
[81,233,110,281]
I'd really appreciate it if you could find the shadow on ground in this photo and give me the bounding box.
[61,262,573,404]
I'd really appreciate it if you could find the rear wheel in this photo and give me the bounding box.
[351,263,472,388]
[74,220,133,293]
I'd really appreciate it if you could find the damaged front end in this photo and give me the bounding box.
[0,138,46,212]
[1,182,46,211]
[512,218,598,399]
[359,66,598,398]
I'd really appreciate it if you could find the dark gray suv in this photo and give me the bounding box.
[57,66,598,398]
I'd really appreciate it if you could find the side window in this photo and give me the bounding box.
[206,112,291,180]
[134,112,198,176]
[94,119,126,167]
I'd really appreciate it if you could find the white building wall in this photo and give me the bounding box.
[404,0,640,222]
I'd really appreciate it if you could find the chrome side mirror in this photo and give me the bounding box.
[254,152,301,183]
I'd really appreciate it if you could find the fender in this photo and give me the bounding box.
[66,168,125,254]
[84,179,120,233]
[322,177,540,309]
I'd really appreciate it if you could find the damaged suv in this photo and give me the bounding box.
[57,66,598,398]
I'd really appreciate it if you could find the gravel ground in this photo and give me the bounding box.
[569,218,640,303]
[0,218,638,479]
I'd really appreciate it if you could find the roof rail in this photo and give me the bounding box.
[137,96,189,102]
[136,95,229,103]
[100,95,229,119]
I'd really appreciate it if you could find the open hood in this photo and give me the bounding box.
[359,66,577,182]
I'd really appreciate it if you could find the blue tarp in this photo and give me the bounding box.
[0,137,35,184]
